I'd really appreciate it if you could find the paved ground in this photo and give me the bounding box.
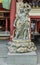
[0,40,40,65]
[0,40,8,65]
[35,41,40,64]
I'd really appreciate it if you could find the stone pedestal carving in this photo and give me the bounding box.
[8,39,36,53]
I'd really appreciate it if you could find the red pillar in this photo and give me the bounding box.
[10,0,16,41]
[6,18,8,32]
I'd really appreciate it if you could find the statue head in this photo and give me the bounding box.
[23,3,31,14]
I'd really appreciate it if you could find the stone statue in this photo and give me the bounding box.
[8,0,37,53]
[14,2,31,39]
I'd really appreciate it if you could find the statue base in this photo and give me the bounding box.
[7,52,37,65]
[8,38,37,53]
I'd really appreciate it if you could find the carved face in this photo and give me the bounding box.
[19,4,31,14]
[24,3,31,13]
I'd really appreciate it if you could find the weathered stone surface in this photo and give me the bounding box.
[8,1,37,53]
[7,52,37,65]
[8,39,37,53]
[13,2,31,39]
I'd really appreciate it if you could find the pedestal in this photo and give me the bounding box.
[8,39,37,53]
[7,52,37,65]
